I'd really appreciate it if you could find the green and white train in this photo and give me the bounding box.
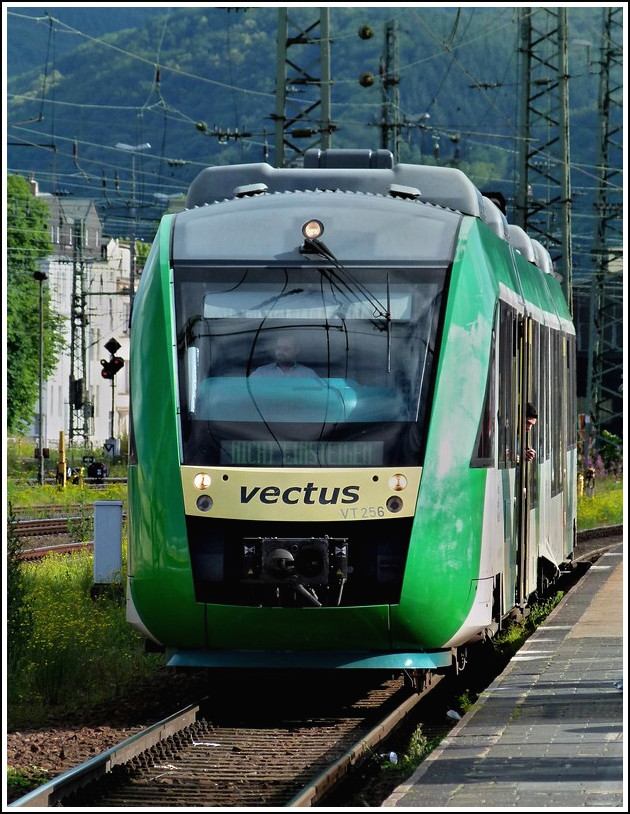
[127,149,577,677]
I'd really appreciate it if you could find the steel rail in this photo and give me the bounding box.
[8,704,201,808]
[287,674,443,806]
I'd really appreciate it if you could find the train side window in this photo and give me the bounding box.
[528,319,540,506]
[471,331,495,468]
[550,330,565,496]
[498,302,517,469]
[540,326,550,462]
[567,334,577,449]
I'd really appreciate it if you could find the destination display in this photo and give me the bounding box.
[221,440,384,467]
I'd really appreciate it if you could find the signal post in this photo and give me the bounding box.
[100,337,124,457]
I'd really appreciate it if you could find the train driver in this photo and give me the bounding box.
[250,334,319,379]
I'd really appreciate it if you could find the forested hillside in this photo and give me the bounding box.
[6,5,613,258]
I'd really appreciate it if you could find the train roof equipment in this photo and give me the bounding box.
[185,148,554,275]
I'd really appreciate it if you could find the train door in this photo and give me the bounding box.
[497,302,537,612]
[497,300,519,611]
[515,315,535,607]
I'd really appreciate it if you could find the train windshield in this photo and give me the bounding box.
[175,265,445,467]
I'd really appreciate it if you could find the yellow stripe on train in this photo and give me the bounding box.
[181,466,422,521]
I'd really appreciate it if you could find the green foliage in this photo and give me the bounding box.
[6,480,128,513]
[135,240,151,265]
[528,594,564,627]
[7,549,164,727]
[598,430,623,472]
[453,592,565,718]
[67,505,96,543]
[6,7,612,203]
[6,175,65,434]
[6,437,129,483]
[578,473,624,530]
[492,593,564,659]
[384,725,435,774]
[7,766,50,791]
[6,503,33,672]
[6,8,169,76]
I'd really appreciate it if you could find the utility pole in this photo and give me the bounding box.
[379,19,401,161]
[115,142,151,325]
[34,270,48,484]
[359,19,430,163]
[69,218,90,446]
[583,6,623,454]
[515,7,572,308]
[273,7,334,167]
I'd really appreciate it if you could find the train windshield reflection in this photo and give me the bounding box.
[175,265,446,467]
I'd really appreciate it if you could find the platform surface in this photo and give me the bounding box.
[384,549,625,809]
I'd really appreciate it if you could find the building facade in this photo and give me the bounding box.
[31,180,132,455]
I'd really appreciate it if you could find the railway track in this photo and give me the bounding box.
[9,478,127,489]
[10,504,82,520]
[9,672,442,808]
[9,516,93,558]
[18,541,95,561]
[8,510,124,557]
[10,517,78,538]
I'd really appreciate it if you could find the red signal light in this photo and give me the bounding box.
[101,356,125,379]
[111,356,124,374]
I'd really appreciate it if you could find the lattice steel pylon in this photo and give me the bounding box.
[584,6,623,452]
[273,8,334,168]
[69,219,91,445]
[515,7,572,308]
[379,19,401,161]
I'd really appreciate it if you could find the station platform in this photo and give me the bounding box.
[384,548,625,809]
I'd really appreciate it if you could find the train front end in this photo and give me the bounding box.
[127,156,492,671]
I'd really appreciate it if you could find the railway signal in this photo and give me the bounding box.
[100,356,124,379]
[101,337,124,379]
[101,338,124,444]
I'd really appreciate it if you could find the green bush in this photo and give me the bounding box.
[577,473,624,530]
[6,504,33,677]
[7,766,50,793]
[7,549,164,728]
[597,430,623,473]
[6,481,127,513]
[6,436,129,484]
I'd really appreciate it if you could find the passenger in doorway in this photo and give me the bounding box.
[250,335,319,379]
[523,402,537,462]
[516,402,537,465]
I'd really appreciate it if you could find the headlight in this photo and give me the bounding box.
[388,473,408,491]
[194,473,212,490]
[302,219,324,239]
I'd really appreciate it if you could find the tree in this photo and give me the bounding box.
[6,175,65,434]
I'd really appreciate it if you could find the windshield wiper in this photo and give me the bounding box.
[301,236,393,372]
[301,237,392,325]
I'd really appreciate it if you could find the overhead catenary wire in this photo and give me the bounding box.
[6,7,615,251]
